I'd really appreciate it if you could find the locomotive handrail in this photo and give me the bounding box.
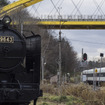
[0,0,43,18]
[39,15,105,21]
[0,83,40,90]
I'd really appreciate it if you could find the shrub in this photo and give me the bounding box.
[41,83,105,105]
[59,95,68,102]
[66,101,73,105]
[50,96,59,102]
[41,102,49,105]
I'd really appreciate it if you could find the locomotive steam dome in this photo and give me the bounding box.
[0,27,26,72]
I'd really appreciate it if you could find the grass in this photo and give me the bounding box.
[39,83,105,105]
[36,93,84,105]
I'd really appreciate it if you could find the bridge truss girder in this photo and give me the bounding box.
[37,21,105,29]
[0,0,43,18]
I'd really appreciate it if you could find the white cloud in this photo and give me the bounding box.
[97,48,105,53]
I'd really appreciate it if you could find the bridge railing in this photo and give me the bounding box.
[34,15,105,21]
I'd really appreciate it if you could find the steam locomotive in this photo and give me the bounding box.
[0,16,42,105]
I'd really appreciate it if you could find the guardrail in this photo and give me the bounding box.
[34,15,105,21]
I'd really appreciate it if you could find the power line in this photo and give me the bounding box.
[53,0,65,15]
[70,0,82,15]
[58,0,65,8]
[74,0,84,15]
[70,39,105,45]
[48,0,61,15]
[50,0,61,16]
[21,1,42,20]
[29,2,42,17]
[93,0,105,15]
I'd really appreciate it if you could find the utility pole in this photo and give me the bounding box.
[21,23,23,35]
[98,53,104,86]
[58,30,62,86]
[82,48,83,61]
[41,56,46,84]
[58,7,62,86]
[74,69,76,83]
[57,7,67,87]
[42,57,44,84]
[93,58,97,90]
[93,68,96,90]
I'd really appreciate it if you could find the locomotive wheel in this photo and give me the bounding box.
[0,102,29,105]
[34,99,37,105]
[0,103,19,105]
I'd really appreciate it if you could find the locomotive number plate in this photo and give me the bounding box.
[0,36,14,43]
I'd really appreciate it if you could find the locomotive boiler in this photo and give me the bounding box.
[0,16,42,105]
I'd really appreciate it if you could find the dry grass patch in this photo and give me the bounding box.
[41,83,105,105]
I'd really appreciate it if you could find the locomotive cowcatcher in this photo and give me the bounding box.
[0,16,42,105]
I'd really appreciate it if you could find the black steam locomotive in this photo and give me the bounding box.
[0,16,42,105]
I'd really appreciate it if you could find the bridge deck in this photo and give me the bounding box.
[37,20,105,29]
[34,15,105,29]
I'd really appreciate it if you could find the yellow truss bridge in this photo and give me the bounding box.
[1,1,105,29]
[37,15,105,29]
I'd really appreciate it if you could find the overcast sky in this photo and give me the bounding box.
[9,0,105,61]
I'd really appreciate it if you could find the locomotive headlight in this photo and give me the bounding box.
[2,16,12,25]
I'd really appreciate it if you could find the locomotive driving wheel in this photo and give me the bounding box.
[34,99,37,105]
[0,103,19,105]
[0,102,30,105]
